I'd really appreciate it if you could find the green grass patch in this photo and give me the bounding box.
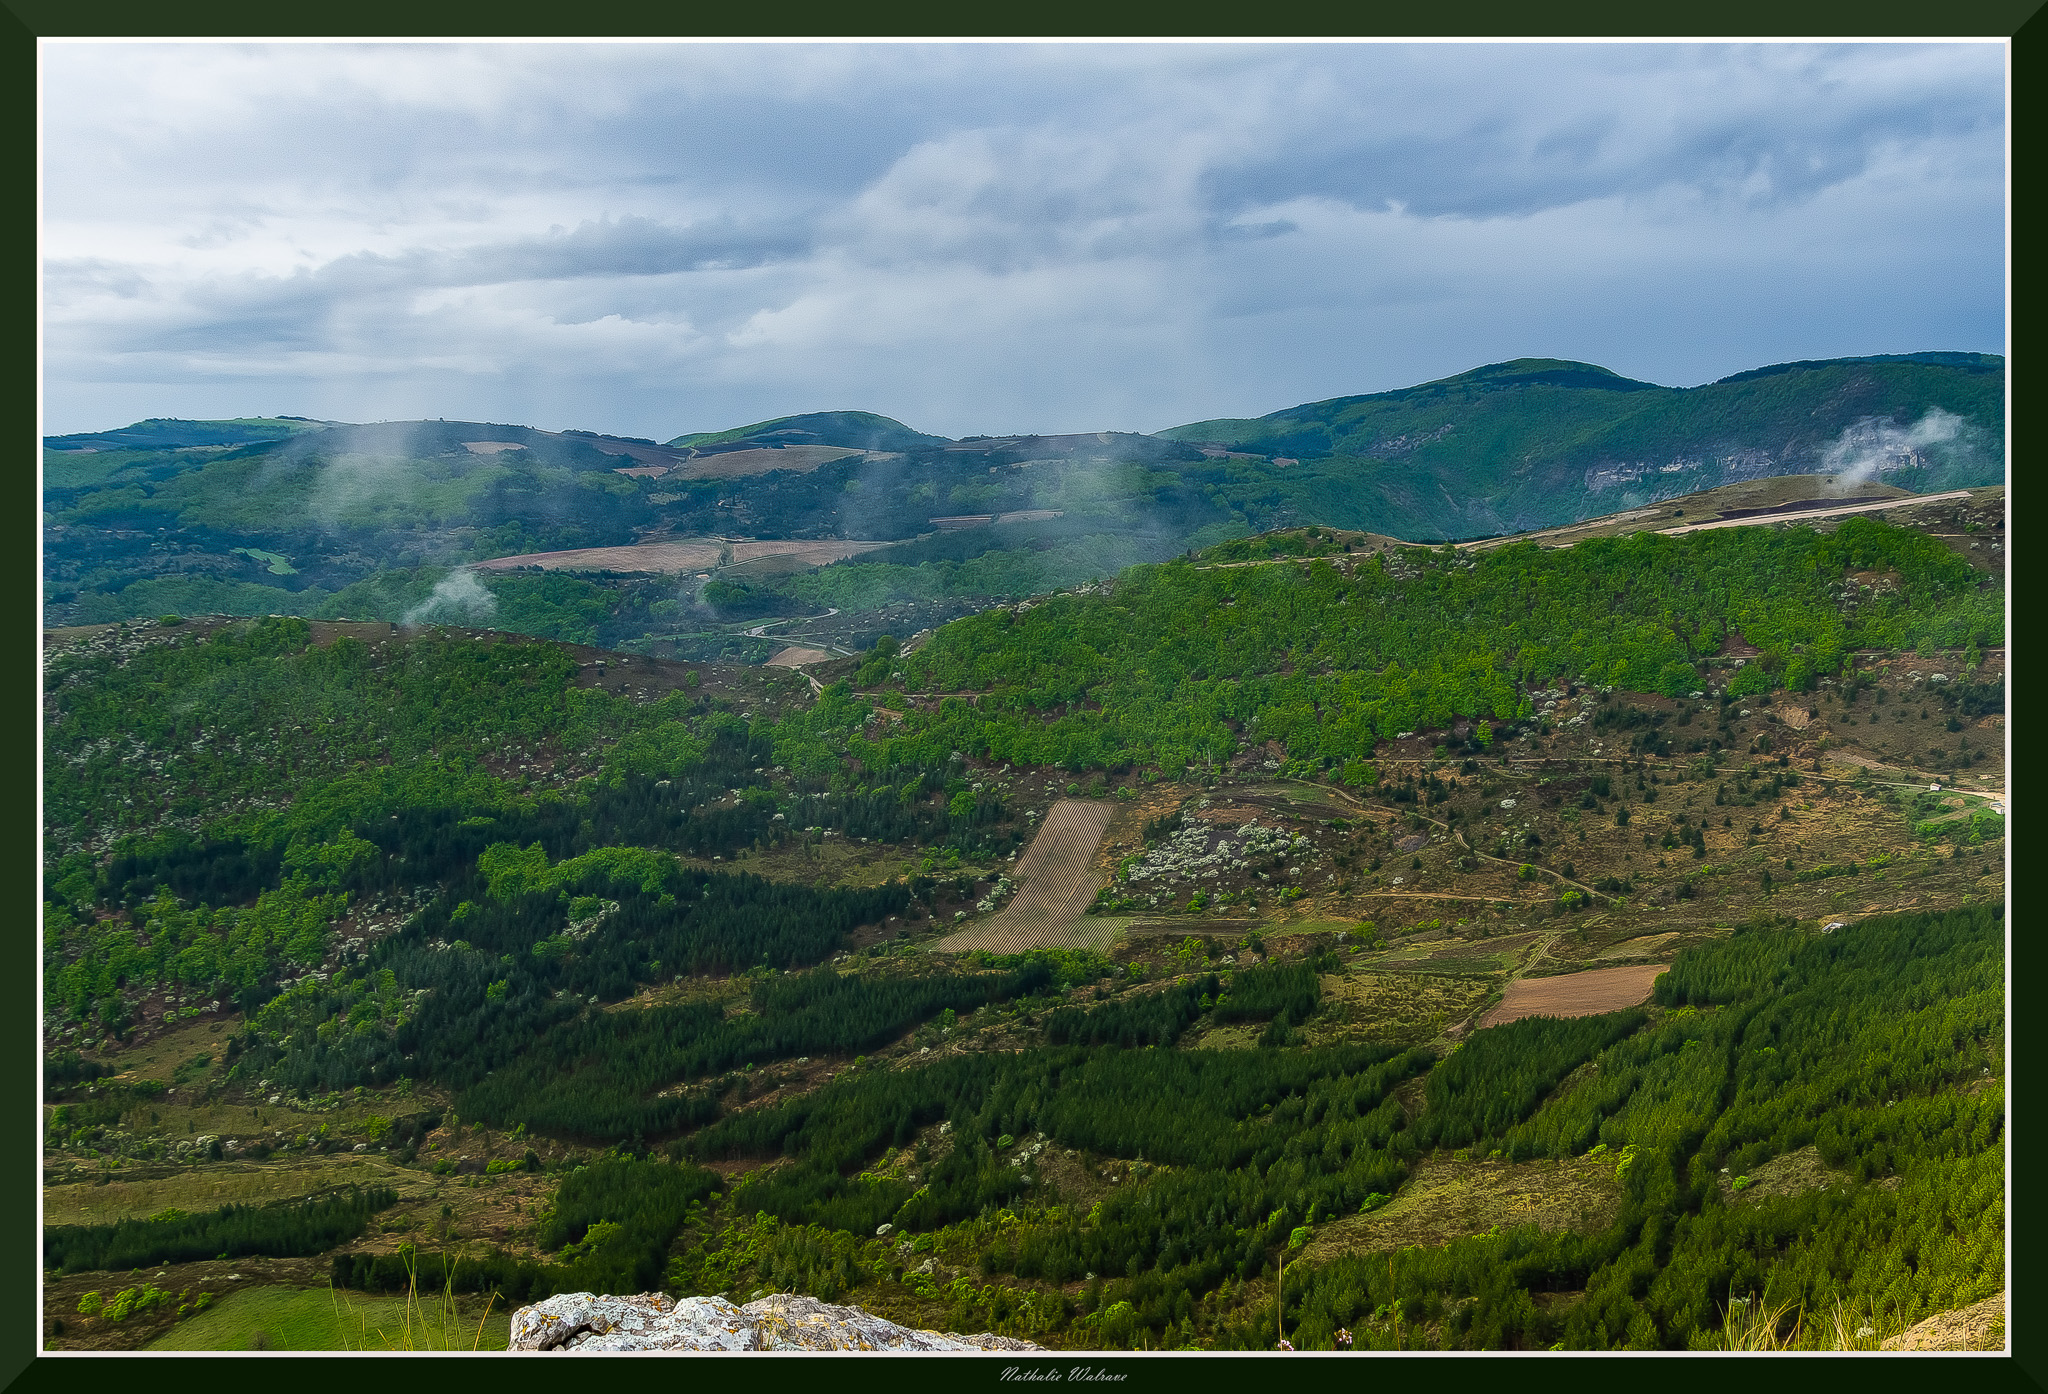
[233,548,299,576]
[147,1283,510,1351]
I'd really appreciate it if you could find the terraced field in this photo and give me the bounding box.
[937,800,1120,953]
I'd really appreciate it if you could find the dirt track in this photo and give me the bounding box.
[1656,489,1973,535]
[1478,963,1667,1027]
[938,800,1120,954]
[472,538,890,575]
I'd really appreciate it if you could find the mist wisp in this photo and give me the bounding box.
[1821,408,1966,488]
[403,568,498,627]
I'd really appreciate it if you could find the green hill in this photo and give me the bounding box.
[667,410,950,453]
[41,351,2007,645]
[44,417,336,452]
[1160,354,2004,538]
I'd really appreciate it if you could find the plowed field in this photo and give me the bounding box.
[939,800,1119,954]
[671,445,863,479]
[1479,963,1666,1027]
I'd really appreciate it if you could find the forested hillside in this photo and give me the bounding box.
[849,517,2000,776]
[1162,354,2003,539]
[41,500,2004,1353]
[300,907,2002,1352]
[44,353,2004,661]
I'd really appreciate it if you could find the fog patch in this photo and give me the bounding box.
[1821,408,1965,488]
[404,568,498,626]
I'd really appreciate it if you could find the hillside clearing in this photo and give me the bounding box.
[669,445,866,479]
[1478,964,1667,1027]
[1301,1153,1625,1264]
[938,801,1119,953]
[764,646,831,667]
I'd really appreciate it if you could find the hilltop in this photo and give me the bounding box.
[667,410,950,454]
[1158,353,2003,539]
[41,350,2005,666]
[45,416,335,452]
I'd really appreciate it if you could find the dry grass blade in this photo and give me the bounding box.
[1718,1293,1803,1350]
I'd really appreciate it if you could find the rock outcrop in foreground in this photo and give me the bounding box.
[508,1291,1044,1352]
[1880,1293,2005,1351]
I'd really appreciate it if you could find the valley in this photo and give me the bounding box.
[38,462,2005,1352]
[42,354,2003,676]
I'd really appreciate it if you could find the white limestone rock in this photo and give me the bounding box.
[507,1291,1042,1352]
[742,1294,1039,1351]
[508,1292,755,1352]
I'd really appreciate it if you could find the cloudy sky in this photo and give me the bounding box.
[40,42,2005,440]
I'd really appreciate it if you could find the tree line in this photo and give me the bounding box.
[47,1186,397,1275]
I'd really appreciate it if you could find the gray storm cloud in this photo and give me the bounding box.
[404,568,499,626]
[1821,408,1966,486]
[37,43,2006,438]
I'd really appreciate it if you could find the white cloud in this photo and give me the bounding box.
[1821,408,1968,486]
[40,41,2005,439]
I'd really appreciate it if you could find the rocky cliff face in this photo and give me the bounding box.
[507,1291,1044,1352]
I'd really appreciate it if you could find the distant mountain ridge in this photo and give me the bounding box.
[44,350,2003,553]
[1709,351,2003,385]
[45,416,335,451]
[1153,353,2003,537]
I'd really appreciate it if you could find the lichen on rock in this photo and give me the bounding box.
[508,1291,1043,1352]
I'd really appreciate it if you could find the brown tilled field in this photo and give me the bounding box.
[670,445,864,479]
[938,800,1119,954]
[731,540,888,565]
[1479,963,1667,1027]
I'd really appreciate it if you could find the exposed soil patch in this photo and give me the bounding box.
[938,801,1118,954]
[1772,705,1812,730]
[1479,963,1666,1027]
[765,646,830,667]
